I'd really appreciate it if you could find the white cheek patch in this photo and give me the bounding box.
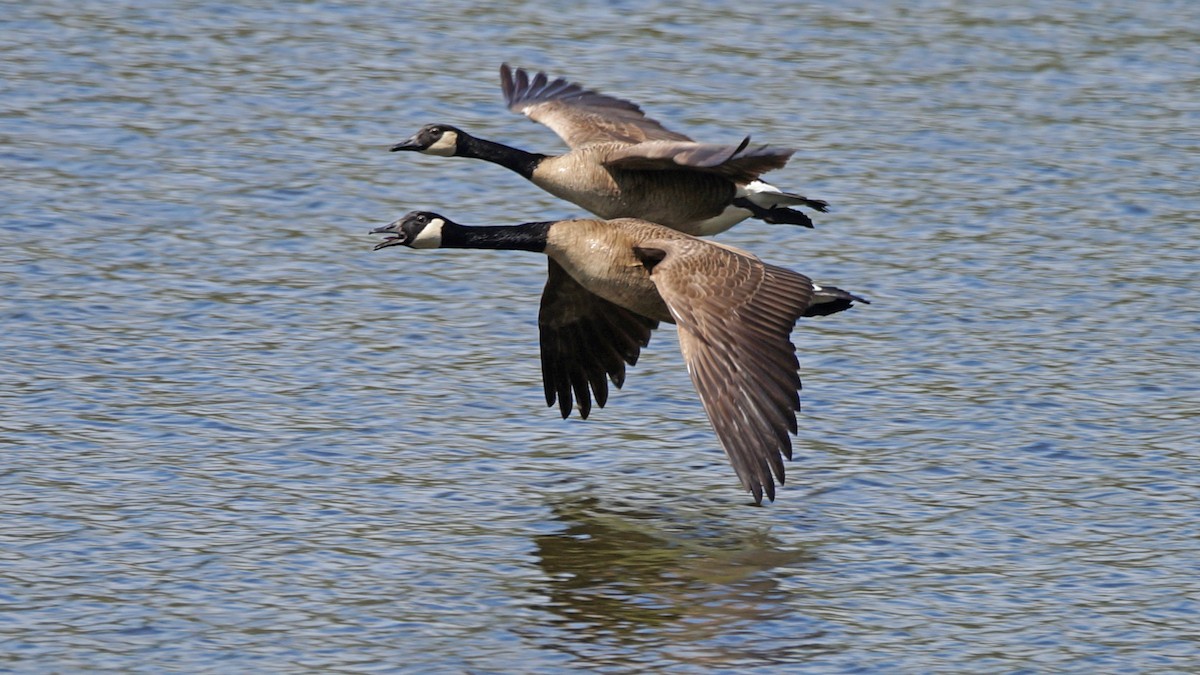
[424,132,458,157]
[409,218,445,248]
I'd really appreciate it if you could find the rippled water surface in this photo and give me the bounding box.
[3,1,1198,671]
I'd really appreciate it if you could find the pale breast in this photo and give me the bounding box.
[543,219,676,323]
[531,154,624,217]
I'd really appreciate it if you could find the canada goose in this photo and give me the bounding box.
[389,65,828,236]
[371,211,868,504]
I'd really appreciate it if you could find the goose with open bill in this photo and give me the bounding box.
[371,210,868,504]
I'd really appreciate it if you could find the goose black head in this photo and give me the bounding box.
[389,124,463,156]
[371,211,448,250]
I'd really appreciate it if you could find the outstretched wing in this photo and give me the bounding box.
[538,258,659,419]
[501,63,693,149]
[633,239,814,503]
[601,138,795,183]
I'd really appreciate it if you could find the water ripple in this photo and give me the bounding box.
[3,0,1198,671]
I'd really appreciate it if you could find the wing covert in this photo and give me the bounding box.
[635,239,814,503]
[501,64,693,148]
[601,138,795,183]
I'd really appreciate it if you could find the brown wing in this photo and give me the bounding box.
[501,64,693,149]
[633,239,814,504]
[539,258,659,420]
[602,138,795,183]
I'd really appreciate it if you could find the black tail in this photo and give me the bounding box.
[731,197,825,229]
[804,284,870,317]
[760,206,816,228]
[770,191,829,213]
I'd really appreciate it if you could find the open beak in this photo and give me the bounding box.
[370,221,406,250]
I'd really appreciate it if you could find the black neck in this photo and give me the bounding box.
[440,220,551,253]
[458,135,545,179]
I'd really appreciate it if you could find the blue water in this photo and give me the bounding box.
[2,1,1198,671]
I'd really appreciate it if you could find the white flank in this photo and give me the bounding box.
[691,208,751,236]
[691,181,784,235]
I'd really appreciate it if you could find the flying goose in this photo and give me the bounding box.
[371,211,868,503]
[389,65,829,236]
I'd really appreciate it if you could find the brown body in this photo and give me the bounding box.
[539,216,836,504]
[534,151,738,232]
[543,217,682,322]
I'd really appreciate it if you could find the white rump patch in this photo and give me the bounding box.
[743,180,780,195]
[741,180,789,208]
[691,181,789,235]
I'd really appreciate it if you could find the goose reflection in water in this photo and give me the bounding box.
[521,496,831,667]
